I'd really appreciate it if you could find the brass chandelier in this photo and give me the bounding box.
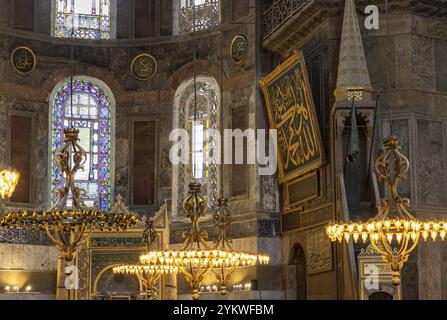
[327,136,446,285]
[113,201,178,299]
[139,182,270,300]
[0,127,138,263]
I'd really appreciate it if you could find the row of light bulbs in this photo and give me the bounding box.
[4,285,33,293]
[140,250,269,269]
[199,282,253,294]
[327,219,447,244]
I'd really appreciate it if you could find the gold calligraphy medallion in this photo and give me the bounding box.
[260,51,324,184]
[131,53,158,81]
[10,46,36,75]
[230,34,248,66]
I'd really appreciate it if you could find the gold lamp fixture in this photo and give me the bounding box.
[211,198,269,295]
[113,201,178,300]
[327,136,447,285]
[139,182,270,300]
[0,168,20,201]
[0,128,138,263]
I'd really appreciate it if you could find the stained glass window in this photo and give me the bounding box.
[51,80,112,210]
[173,79,220,216]
[54,0,112,40]
[178,0,220,33]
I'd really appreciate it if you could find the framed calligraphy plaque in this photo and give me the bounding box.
[230,34,248,65]
[260,51,324,184]
[10,46,36,75]
[131,53,158,81]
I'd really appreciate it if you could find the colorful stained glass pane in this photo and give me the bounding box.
[54,0,111,40]
[51,80,112,210]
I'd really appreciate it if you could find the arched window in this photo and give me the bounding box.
[50,78,115,211]
[53,0,115,39]
[176,0,220,34]
[172,76,220,217]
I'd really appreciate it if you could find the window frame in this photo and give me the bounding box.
[49,77,116,211]
[51,0,117,40]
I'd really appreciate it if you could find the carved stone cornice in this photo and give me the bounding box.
[262,0,447,54]
[263,0,329,54]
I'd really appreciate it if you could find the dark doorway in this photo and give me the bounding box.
[289,243,307,300]
[369,292,393,300]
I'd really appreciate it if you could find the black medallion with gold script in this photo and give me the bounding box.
[10,46,36,75]
[131,53,158,81]
[260,51,324,184]
[230,34,248,65]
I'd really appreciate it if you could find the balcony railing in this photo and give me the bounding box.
[179,0,220,33]
[263,0,313,40]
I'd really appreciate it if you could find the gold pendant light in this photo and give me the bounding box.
[327,136,447,285]
[113,201,178,300]
[212,198,270,295]
[0,128,138,262]
[139,183,269,300]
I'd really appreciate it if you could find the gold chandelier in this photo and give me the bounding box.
[211,198,270,295]
[113,201,178,299]
[139,182,269,300]
[0,128,138,264]
[0,168,20,201]
[327,136,446,285]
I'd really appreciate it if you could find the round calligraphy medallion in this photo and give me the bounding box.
[230,34,248,66]
[131,53,158,81]
[10,46,36,75]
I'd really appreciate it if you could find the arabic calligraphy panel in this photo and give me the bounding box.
[260,51,324,184]
[10,46,36,75]
[230,34,248,65]
[131,53,158,81]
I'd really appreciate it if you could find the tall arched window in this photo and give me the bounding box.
[172,76,220,217]
[50,78,115,211]
[53,0,115,39]
[176,0,220,34]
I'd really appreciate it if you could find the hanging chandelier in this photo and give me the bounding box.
[113,201,178,299]
[211,198,269,295]
[0,127,138,263]
[0,168,20,201]
[139,182,270,300]
[327,136,446,285]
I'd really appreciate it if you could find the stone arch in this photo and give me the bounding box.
[92,264,143,298]
[288,242,307,300]
[43,66,125,104]
[163,60,226,94]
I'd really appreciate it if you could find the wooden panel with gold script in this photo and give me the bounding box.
[260,51,324,184]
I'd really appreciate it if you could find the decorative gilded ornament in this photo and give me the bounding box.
[140,182,270,300]
[0,128,138,263]
[131,53,158,81]
[230,34,248,65]
[327,136,447,286]
[10,46,36,75]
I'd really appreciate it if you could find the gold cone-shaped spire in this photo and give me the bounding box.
[334,0,373,101]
